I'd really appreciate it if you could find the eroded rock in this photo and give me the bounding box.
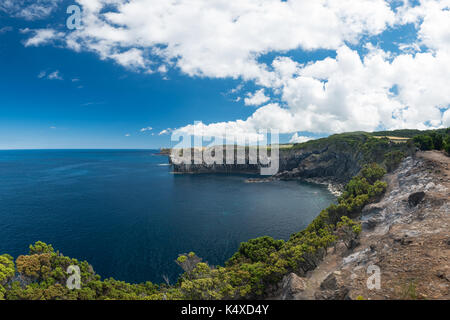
[279,273,307,300]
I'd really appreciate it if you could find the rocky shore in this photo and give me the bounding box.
[276,151,449,300]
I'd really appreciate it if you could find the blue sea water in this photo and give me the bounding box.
[0,150,335,284]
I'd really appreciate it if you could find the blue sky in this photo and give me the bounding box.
[1,0,449,149]
[0,5,254,149]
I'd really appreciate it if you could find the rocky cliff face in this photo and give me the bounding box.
[277,151,450,300]
[273,144,365,183]
[170,133,405,183]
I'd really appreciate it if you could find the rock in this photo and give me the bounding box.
[317,273,350,300]
[425,182,435,191]
[436,271,450,282]
[348,238,360,250]
[320,273,338,291]
[362,204,384,216]
[279,273,307,300]
[408,192,425,207]
[363,217,380,230]
[394,234,414,245]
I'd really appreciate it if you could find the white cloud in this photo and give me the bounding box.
[20,0,450,136]
[47,71,63,80]
[0,26,13,34]
[28,0,395,81]
[125,133,131,137]
[176,44,450,137]
[1,0,62,20]
[159,128,173,135]
[140,126,153,132]
[443,109,450,127]
[289,133,314,144]
[37,71,46,79]
[244,89,270,106]
[22,28,65,47]
[38,70,63,81]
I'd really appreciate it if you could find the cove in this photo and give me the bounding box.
[0,149,336,284]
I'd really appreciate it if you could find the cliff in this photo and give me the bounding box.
[277,151,450,300]
[170,132,414,183]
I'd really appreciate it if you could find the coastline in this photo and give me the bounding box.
[245,176,344,197]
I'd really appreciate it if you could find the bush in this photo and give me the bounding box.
[336,216,362,249]
[414,135,434,150]
[444,136,450,155]
[384,151,406,172]
[227,236,284,265]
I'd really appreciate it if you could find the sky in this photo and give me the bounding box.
[0,0,450,149]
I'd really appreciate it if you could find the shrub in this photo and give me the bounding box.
[336,216,362,249]
[384,151,406,172]
[414,135,434,150]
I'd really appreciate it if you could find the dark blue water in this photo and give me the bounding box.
[0,150,335,284]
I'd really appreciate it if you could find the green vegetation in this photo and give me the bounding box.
[413,128,450,154]
[0,163,387,300]
[290,131,413,168]
[3,128,445,300]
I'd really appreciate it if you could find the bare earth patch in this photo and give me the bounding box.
[284,151,449,300]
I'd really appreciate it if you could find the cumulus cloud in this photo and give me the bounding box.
[26,0,395,81]
[19,0,450,137]
[0,0,62,20]
[140,126,153,132]
[244,89,270,106]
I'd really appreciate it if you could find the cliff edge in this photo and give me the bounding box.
[279,151,449,300]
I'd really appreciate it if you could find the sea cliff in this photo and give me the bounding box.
[170,132,414,184]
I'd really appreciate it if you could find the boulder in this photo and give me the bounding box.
[279,273,307,300]
[408,192,425,207]
[316,273,350,300]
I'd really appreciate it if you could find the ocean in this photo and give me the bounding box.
[0,150,335,284]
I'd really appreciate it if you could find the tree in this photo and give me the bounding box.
[16,253,52,281]
[29,241,54,255]
[176,252,202,279]
[336,216,362,249]
[444,135,450,155]
[360,163,387,184]
[228,236,284,265]
[414,135,434,151]
[0,254,15,285]
[430,132,443,150]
